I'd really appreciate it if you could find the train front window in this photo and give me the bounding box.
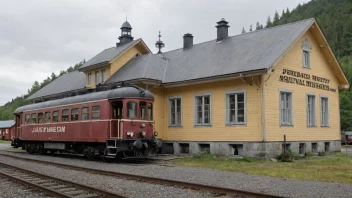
[71,108,79,121]
[82,107,89,120]
[140,101,147,120]
[45,112,51,123]
[92,106,100,120]
[25,114,30,124]
[148,103,153,120]
[127,102,137,119]
[62,109,69,122]
[112,101,123,119]
[53,111,59,122]
[38,113,44,123]
[31,113,37,124]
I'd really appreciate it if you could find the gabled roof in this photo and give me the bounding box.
[27,71,85,100]
[107,18,319,84]
[78,39,143,71]
[0,120,15,128]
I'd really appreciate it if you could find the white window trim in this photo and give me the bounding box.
[306,93,316,127]
[279,88,294,127]
[224,89,247,126]
[168,96,182,127]
[320,95,330,127]
[302,38,312,69]
[194,93,212,126]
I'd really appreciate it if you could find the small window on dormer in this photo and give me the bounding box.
[302,38,312,68]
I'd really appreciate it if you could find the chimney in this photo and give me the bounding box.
[216,18,229,41]
[183,33,194,49]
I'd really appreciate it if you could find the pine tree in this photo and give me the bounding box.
[266,16,273,28]
[260,25,264,29]
[242,27,246,34]
[256,22,261,30]
[273,11,280,26]
[249,24,253,32]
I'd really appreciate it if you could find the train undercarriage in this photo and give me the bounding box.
[12,138,162,160]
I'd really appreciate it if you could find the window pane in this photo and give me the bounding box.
[92,106,100,120]
[197,112,203,124]
[148,103,153,120]
[237,109,245,122]
[204,110,210,124]
[53,111,59,122]
[139,101,147,120]
[31,113,37,124]
[62,109,69,121]
[45,112,51,123]
[38,113,44,123]
[71,108,78,121]
[25,114,30,124]
[127,102,136,119]
[82,107,89,120]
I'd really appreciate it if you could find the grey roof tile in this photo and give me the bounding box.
[0,120,15,128]
[106,18,315,84]
[27,71,85,100]
[79,39,140,70]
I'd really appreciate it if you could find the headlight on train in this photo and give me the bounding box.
[153,131,158,137]
[127,131,135,137]
[140,131,146,137]
[141,123,146,128]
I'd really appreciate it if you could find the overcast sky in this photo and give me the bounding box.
[0,0,310,105]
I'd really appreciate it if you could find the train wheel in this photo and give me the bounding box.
[102,148,113,163]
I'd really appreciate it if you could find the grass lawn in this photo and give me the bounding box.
[169,153,352,184]
[0,140,11,144]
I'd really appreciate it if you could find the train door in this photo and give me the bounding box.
[110,101,123,138]
[16,115,21,139]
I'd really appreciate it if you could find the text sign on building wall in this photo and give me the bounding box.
[32,126,65,133]
[279,69,336,92]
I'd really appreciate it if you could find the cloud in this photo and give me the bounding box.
[0,0,309,105]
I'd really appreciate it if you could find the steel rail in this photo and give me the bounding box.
[0,153,284,198]
[0,161,127,198]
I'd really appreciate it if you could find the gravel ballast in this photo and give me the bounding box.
[0,155,230,198]
[0,176,50,198]
[1,151,352,198]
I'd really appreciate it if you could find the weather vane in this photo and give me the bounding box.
[155,31,165,54]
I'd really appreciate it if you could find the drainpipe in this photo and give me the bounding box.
[262,74,266,142]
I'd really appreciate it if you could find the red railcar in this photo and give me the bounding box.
[12,85,162,159]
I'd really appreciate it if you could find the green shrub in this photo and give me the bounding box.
[318,152,326,156]
[277,149,299,162]
[305,152,313,157]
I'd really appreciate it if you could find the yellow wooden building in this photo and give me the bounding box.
[28,18,349,157]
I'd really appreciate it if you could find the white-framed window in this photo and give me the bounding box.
[168,96,182,127]
[225,90,246,125]
[87,72,92,85]
[95,71,100,84]
[101,69,107,82]
[280,90,293,126]
[321,97,329,127]
[306,94,316,127]
[194,93,212,126]
[302,38,312,68]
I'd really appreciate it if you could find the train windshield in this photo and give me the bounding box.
[127,101,137,119]
[140,101,147,120]
[148,103,153,120]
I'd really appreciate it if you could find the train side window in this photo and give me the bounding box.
[25,114,30,124]
[127,102,137,119]
[53,111,59,122]
[140,101,147,120]
[71,108,79,121]
[62,109,69,122]
[92,106,100,120]
[148,103,153,120]
[45,112,51,123]
[82,107,89,120]
[31,113,37,124]
[38,113,44,123]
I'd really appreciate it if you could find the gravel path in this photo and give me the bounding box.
[1,151,352,198]
[0,176,50,198]
[0,155,230,198]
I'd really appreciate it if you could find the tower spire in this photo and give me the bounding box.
[155,31,165,54]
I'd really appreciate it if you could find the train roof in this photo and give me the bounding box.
[14,86,153,114]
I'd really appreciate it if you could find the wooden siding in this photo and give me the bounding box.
[161,78,262,141]
[264,31,340,142]
[109,45,146,77]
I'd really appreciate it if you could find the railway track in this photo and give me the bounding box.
[0,161,126,198]
[0,152,284,198]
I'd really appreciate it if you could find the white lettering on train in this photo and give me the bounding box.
[32,127,65,133]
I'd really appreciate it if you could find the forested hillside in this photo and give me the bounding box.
[0,61,85,120]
